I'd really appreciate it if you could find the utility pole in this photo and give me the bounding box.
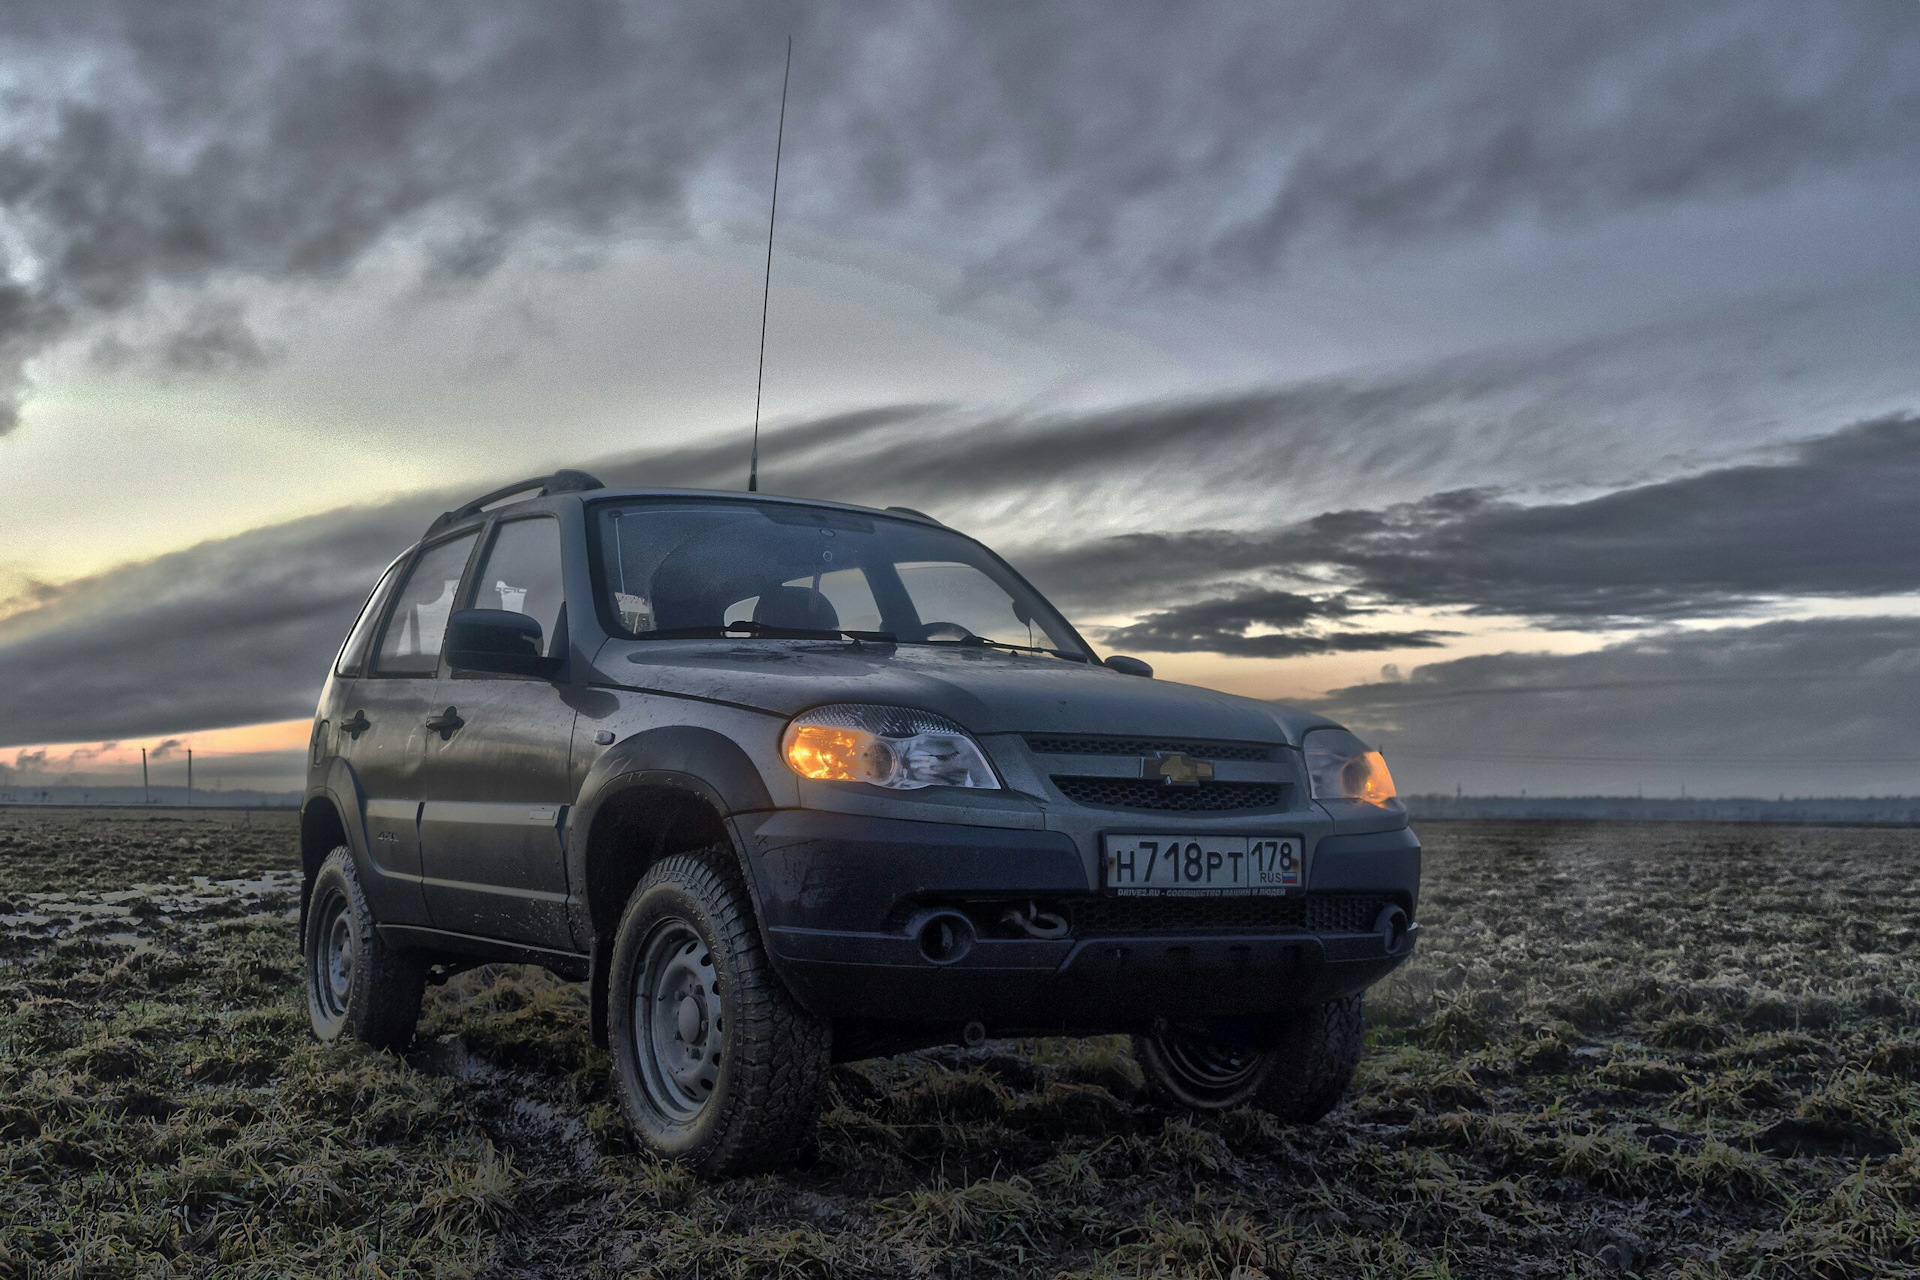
[141,747,149,805]
[187,749,193,807]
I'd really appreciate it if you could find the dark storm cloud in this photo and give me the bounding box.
[0,496,440,745]
[1,1,1916,428]
[3,399,1918,745]
[0,399,942,745]
[1018,413,1920,627]
[1312,616,1920,792]
[0,396,1084,746]
[1273,414,1920,622]
[1096,588,1453,658]
[613,310,1817,522]
[0,373,1452,743]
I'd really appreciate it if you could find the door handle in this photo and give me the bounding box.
[426,707,465,740]
[340,710,370,740]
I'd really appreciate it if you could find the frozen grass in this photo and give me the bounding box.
[0,809,1915,1276]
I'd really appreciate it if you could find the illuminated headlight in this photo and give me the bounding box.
[782,704,1000,790]
[1303,728,1399,807]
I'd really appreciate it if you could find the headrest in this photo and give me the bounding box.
[752,585,840,633]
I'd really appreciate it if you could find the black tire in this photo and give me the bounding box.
[607,847,830,1177]
[303,846,428,1053]
[1132,994,1365,1122]
[1256,994,1365,1123]
[1133,1025,1279,1111]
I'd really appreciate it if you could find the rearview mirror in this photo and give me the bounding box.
[1104,654,1153,678]
[447,609,561,679]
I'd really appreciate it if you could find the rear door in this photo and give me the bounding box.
[417,515,579,949]
[342,529,483,926]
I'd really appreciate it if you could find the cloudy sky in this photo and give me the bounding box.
[2,1,1918,797]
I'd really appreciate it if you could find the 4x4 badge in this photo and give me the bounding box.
[1146,751,1214,786]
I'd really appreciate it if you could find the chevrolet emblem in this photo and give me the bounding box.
[1146,751,1215,786]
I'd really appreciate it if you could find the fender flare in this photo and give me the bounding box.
[298,759,368,936]
[564,724,777,945]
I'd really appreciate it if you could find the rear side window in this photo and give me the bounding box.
[374,532,479,676]
[334,563,401,677]
[469,517,566,657]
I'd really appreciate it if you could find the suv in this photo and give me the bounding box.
[301,471,1420,1175]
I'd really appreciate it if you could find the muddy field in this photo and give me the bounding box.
[0,808,1914,1278]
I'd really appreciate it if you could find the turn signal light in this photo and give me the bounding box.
[784,725,875,782]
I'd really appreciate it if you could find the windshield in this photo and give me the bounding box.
[594,499,1089,659]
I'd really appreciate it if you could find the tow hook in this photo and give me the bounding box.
[1001,901,1070,940]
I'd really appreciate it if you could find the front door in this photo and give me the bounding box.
[340,529,483,927]
[418,516,578,950]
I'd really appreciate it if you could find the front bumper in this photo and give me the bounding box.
[732,809,1421,1032]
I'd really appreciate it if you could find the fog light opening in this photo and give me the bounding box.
[1374,904,1410,952]
[914,911,975,965]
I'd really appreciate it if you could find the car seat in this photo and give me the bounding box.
[752,585,840,632]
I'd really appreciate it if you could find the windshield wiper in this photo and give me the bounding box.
[644,620,897,644]
[943,634,1089,662]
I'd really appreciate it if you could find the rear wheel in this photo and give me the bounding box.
[1132,994,1365,1121]
[1133,1026,1278,1111]
[607,847,830,1177]
[303,847,428,1052]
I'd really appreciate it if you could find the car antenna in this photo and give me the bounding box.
[747,36,792,494]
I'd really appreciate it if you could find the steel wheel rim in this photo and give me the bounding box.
[1159,1032,1261,1093]
[633,918,723,1123]
[311,890,353,1022]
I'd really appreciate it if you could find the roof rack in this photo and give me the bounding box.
[885,505,941,524]
[424,469,605,536]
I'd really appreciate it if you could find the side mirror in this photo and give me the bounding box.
[1103,654,1154,678]
[447,609,562,679]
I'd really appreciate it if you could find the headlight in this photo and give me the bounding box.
[1303,728,1399,807]
[782,704,1000,790]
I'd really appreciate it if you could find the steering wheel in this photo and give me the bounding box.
[918,621,977,643]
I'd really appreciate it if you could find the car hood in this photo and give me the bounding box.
[592,638,1326,743]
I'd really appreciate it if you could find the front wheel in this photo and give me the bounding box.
[303,846,428,1052]
[607,848,830,1177]
[1133,994,1365,1122]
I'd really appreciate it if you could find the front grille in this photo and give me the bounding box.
[1070,893,1389,937]
[1051,776,1286,812]
[1027,736,1273,762]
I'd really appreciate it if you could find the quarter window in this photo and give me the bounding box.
[374,532,479,675]
[334,563,400,677]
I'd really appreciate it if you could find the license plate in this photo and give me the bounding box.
[1103,834,1302,895]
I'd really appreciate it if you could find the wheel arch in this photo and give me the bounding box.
[568,727,775,933]
[299,790,351,937]
[578,782,737,943]
[568,725,781,1046]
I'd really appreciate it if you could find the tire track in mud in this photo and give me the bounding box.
[412,1030,625,1278]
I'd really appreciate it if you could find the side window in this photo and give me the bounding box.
[470,517,566,656]
[373,532,480,676]
[334,563,400,677]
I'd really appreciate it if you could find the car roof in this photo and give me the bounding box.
[415,470,943,547]
[589,487,942,524]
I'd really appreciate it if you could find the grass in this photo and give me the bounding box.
[0,808,1915,1276]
